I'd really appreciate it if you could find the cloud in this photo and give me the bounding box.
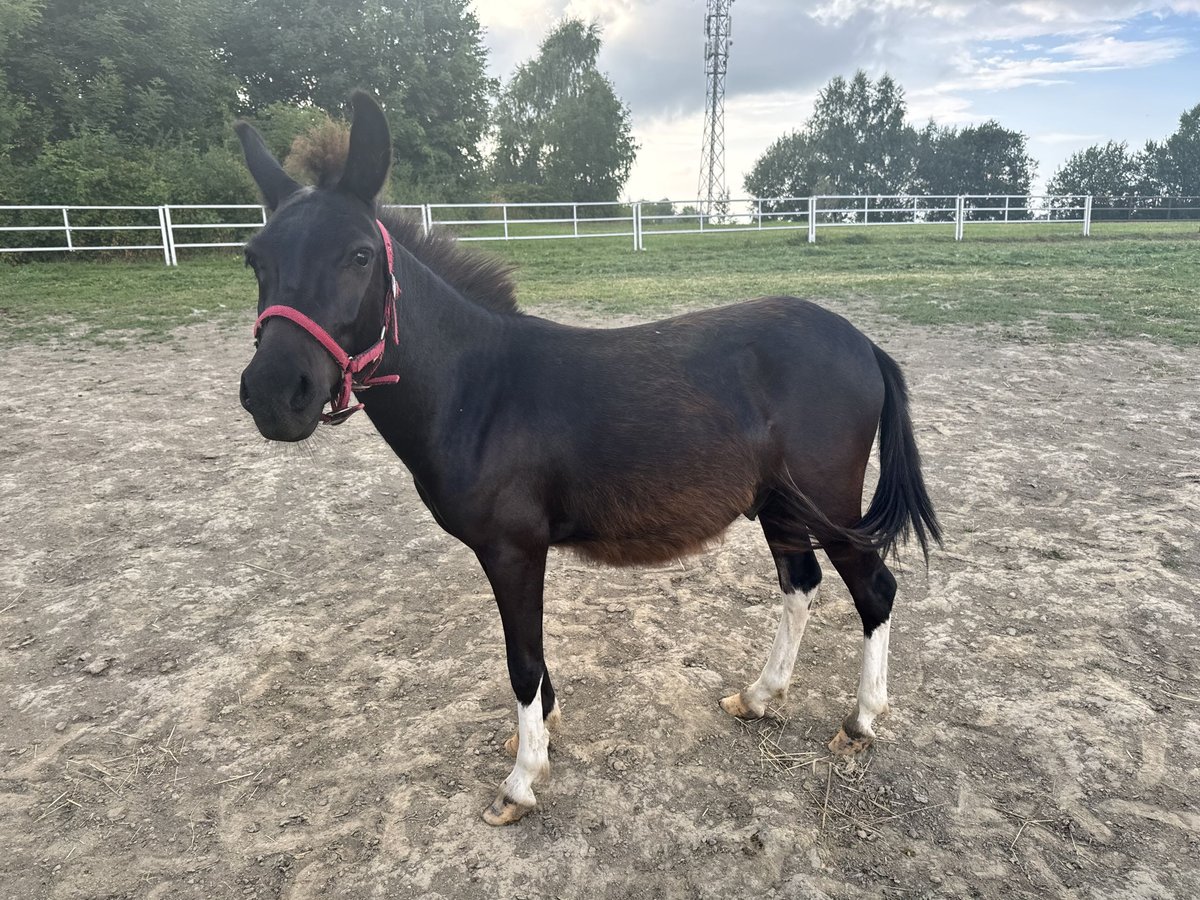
[475,1,1197,118]
[934,34,1189,93]
[470,0,1199,198]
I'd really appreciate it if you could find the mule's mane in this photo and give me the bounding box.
[284,122,349,189]
[287,129,520,315]
[378,211,521,315]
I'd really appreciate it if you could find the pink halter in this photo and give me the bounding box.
[252,220,401,425]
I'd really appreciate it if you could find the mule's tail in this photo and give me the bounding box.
[856,344,943,562]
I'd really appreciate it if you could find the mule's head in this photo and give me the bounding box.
[236,91,393,441]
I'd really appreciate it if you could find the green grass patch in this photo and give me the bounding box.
[0,257,253,345]
[2,220,1198,346]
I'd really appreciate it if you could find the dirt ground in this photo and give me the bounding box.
[1,299,1198,900]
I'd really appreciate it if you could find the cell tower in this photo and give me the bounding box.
[697,0,733,217]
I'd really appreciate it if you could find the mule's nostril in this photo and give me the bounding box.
[290,372,313,412]
[240,374,251,410]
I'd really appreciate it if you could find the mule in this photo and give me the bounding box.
[235,92,941,825]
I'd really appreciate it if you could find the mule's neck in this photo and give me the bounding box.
[358,241,512,463]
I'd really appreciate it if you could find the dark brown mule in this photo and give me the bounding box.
[235,92,941,825]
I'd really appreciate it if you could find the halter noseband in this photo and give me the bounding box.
[252,220,401,426]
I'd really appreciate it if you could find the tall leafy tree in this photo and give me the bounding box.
[805,71,916,194]
[219,0,493,198]
[490,19,637,203]
[0,0,250,205]
[743,131,815,200]
[1048,108,1200,219]
[913,120,1036,196]
[0,0,38,158]
[746,72,1041,221]
[744,71,916,208]
[2,0,237,151]
[1145,104,1200,197]
[1046,141,1147,198]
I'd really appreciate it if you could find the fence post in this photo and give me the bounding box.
[1004,196,1010,223]
[502,204,509,241]
[421,204,431,236]
[632,202,642,251]
[807,196,817,243]
[756,198,762,230]
[157,206,171,266]
[1083,195,1093,237]
[573,203,578,238]
[864,195,870,226]
[163,205,178,265]
[955,196,965,241]
[61,207,73,254]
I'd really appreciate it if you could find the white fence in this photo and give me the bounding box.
[1,195,1196,264]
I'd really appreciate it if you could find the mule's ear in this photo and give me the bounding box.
[234,121,301,212]
[338,91,391,206]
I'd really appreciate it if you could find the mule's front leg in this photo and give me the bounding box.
[476,542,553,826]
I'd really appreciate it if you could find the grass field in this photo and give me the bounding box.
[1,220,1197,345]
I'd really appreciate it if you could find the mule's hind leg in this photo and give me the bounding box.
[720,526,821,720]
[824,543,896,755]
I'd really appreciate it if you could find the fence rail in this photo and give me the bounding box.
[1,194,1196,264]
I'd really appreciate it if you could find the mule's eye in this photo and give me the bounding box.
[353,249,372,267]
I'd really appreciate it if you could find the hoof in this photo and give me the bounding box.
[828,726,874,757]
[482,793,535,826]
[719,692,764,720]
[505,704,562,758]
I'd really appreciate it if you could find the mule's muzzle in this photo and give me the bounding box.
[239,358,328,442]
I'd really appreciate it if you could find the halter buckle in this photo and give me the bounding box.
[322,403,364,426]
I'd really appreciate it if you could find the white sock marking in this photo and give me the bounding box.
[851,618,891,734]
[500,678,548,807]
[743,586,816,710]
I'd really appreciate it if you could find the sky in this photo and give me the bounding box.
[469,0,1200,201]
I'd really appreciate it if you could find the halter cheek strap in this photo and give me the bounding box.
[252,220,401,425]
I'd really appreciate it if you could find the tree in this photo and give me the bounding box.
[2,0,237,151]
[490,19,637,203]
[743,131,815,200]
[0,0,250,206]
[1146,104,1200,197]
[218,0,493,199]
[0,0,39,159]
[745,72,1041,224]
[914,120,1035,198]
[1047,140,1163,220]
[744,71,916,213]
[1048,108,1200,220]
[1046,141,1146,199]
[805,71,915,195]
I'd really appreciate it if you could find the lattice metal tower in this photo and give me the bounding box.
[697,0,733,216]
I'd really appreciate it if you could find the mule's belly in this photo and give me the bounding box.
[551,471,756,566]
